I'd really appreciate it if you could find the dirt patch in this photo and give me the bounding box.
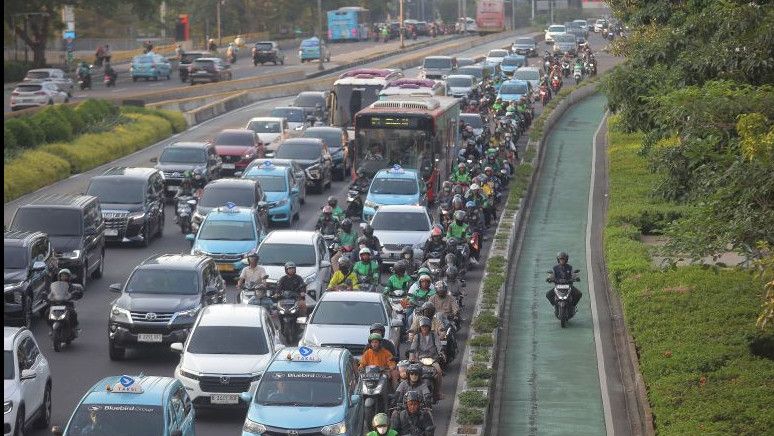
[662,285,691,294]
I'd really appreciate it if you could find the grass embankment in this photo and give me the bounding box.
[604,116,774,435]
[4,101,186,202]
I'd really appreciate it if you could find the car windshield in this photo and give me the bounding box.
[11,208,82,236]
[4,246,28,269]
[301,39,320,48]
[501,57,525,67]
[255,372,343,407]
[87,178,145,204]
[255,43,273,51]
[271,108,305,122]
[198,219,255,241]
[514,70,540,81]
[192,59,215,68]
[501,83,529,95]
[549,25,566,32]
[187,326,269,355]
[275,143,320,160]
[488,50,507,58]
[26,71,51,79]
[372,211,429,232]
[3,351,13,380]
[64,404,164,436]
[199,187,255,208]
[312,300,386,325]
[516,38,534,45]
[246,174,287,192]
[460,115,483,129]
[135,56,154,64]
[446,77,472,87]
[214,132,254,146]
[294,94,323,107]
[556,35,575,43]
[125,269,199,294]
[159,147,206,164]
[457,67,483,79]
[423,58,452,69]
[247,120,282,133]
[258,243,316,266]
[370,178,418,195]
[304,130,343,149]
[16,84,42,92]
[181,53,205,63]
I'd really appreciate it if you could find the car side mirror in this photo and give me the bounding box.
[234,171,243,177]
[185,234,196,242]
[391,318,403,328]
[51,426,64,436]
[109,283,122,293]
[32,261,47,271]
[320,260,331,268]
[240,391,253,403]
[150,157,158,163]
[20,368,36,381]
[308,289,317,300]
[170,342,184,353]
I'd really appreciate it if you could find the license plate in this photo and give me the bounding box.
[50,305,67,311]
[210,394,239,404]
[105,229,118,236]
[137,334,163,343]
[167,185,179,192]
[217,264,234,272]
[222,163,236,169]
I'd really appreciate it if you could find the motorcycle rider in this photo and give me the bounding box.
[276,261,307,316]
[393,363,433,408]
[409,316,444,401]
[226,42,238,63]
[545,251,582,308]
[103,61,117,84]
[316,205,339,234]
[397,246,421,278]
[327,257,360,291]
[173,171,196,223]
[327,196,345,222]
[430,280,460,323]
[359,333,399,386]
[77,62,92,88]
[447,210,471,243]
[237,252,267,290]
[49,269,81,333]
[391,391,435,436]
[362,322,398,357]
[408,301,444,340]
[368,413,398,436]
[450,162,471,184]
[208,38,217,52]
[331,218,358,272]
[385,260,413,293]
[354,247,380,287]
[422,226,446,262]
[361,223,382,260]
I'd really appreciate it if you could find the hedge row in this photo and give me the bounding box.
[4,110,185,202]
[4,61,33,83]
[604,117,774,435]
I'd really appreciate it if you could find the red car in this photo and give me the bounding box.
[211,129,264,176]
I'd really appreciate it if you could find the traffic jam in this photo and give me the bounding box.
[4,19,602,436]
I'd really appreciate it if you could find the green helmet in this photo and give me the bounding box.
[372,412,390,427]
[58,268,72,277]
[417,267,431,276]
[368,333,383,341]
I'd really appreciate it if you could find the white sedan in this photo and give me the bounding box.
[9,81,69,111]
[485,49,510,66]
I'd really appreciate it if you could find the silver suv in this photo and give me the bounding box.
[4,327,52,436]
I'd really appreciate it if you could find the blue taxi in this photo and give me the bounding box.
[187,203,266,277]
[240,346,363,436]
[241,161,301,226]
[498,79,532,103]
[363,165,426,222]
[52,375,194,436]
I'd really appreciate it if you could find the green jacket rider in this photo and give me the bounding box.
[353,248,380,284]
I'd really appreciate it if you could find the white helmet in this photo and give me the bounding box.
[359,247,371,256]
[470,183,480,191]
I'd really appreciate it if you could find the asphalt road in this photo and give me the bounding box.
[8,31,557,436]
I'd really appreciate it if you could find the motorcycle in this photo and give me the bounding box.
[551,76,562,93]
[540,86,551,105]
[77,67,93,90]
[422,255,443,282]
[436,312,458,363]
[547,269,581,328]
[362,365,391,430]
[274,290,301,344]
[357,273,377,293]
[103,72,116,87]
[561,61,571,78]
[47,282,83,352]
[176,197,197,234]
[346,184,365,219]
[322,233,338,257]
[418,356,440,400]
[573,67,583,84]
[237,277,272,312]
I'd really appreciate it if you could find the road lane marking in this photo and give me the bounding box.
[586,110,614,436]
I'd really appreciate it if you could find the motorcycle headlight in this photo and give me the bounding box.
[110,305,132,323]
[243,417,267,434]
[321,421,347,436]
[4,400,12,414]
[364,200,378,209]
[420,357,435,366]
[289,307,298,314]
[304,273,317,285]
[61,249,81,259]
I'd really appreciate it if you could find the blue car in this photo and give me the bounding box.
[500,54,528,76]
[363,165,426,222]
[299,37,331,63]
[52,375,194,436]
[187,204,266,277]
[242,161,301,226]
[498,79,532,103]
[130,53,172,81]
[240,346,364,436]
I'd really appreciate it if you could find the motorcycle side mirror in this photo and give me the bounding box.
[296,317,307,325]
[257,201,268,209]
[308,290,317,300]
[109,283,122,293]
[170,342,184,353]
[573,269,580,273]
[31,261,47,271]
[71,289,84,300]
[240,391,254,403]
[390,318,403,328]
[51,426,64,436]
[186,199,197,206]
[150,157,158,163]
[320,260,331,268]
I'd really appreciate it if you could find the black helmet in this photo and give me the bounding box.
[284,261,296,271]
[421,301,435,317]
[363,224,374,237]
[452,196,464,210]
[401,246,413,259]
[370,322,385,334]
[445,265,458,280]
[340,218,352,231]
[405,390,422,403]
[557,251,569,261]
[338,257,352,271]
[407,363,422,375]
[327,196,337,207]
[447,237,458,249]
[394,260,407,275]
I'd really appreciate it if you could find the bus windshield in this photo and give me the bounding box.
[356,128,430,175]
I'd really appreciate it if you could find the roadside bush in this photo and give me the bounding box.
[32,106,73,143]
[4,118,37,149]
[458,390,489,408]
[55,105,84,135]
[457,407,484,425]
[4,125,18,150]
[469,334,494,347]
[120,106,187,132]
[75,99,117,124]
[473,312,499,334]
[4,150,71,202]
[4,61,33,83]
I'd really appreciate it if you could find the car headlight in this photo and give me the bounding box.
[110,305,132,323]
[321,421,347,435]
[61,249,81,259]
[175,307,200,319]
[179,368,200,380]
[364,200,378,209]
[243,417,267,434]
[128,211,146,221]
[4,400,12,414]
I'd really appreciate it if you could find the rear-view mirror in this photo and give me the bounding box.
[150,157,158,163]
[170,342,184,353]
[240,392,253,403]
[296,317,307,325]
[109,283,122,293]
[31,261,47,271]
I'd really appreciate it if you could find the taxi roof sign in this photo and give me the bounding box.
[285,346,322,362]
[260,160,275,169]
[108,375,144,394]
[388,164,404,174]
[219,202,240,213]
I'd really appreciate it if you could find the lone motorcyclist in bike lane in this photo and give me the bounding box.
[545,251,582,307]
[50,269,81,333]
[276,261,307,316]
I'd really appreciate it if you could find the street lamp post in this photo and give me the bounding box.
[318,0,324,71]
[216,0,222,46]
[400,0,405,49]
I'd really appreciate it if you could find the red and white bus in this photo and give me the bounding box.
[328,68,404,128]
[353,96,460,202]
[378,78,446,99]
[476,0,505,34]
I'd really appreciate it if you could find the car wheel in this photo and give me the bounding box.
[22,294,33,328]
[48,99,53,105]
[92,250,104,279]
[281,58,285,65]
[156,212,164,237]
[109,341,125,361]
[133,77,138,82]
[141,223,151,247]
[14,404,24,436]
[35,383,51,429]
[79,263,88,288]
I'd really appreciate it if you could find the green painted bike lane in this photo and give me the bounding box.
[499,94,608,435]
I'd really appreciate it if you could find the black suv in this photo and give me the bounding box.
[178,51,209,83]
[4,231,58,327]
[292,91,329,122]
[107,254,226,360]
[192,178,266,231]
[9,194,105,288]
[252,41,285,65]
[86,167,165,247]
[275,138,333,193]
[153,141,222,198]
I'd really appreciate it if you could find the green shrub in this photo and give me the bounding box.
[75,99,116,124]
[472,349,491,362]
[120,106,187,133]
[32,106,73,143]
[4,61,33,83]
[5,118,37,149]
[458,390,489,408]
[469,334,494,347]
[467,364,493,380]
[473,312,499,333]
[457,407,484,425]
[4,125,17,150]
[4,150,71,202]
[55,105,84,135]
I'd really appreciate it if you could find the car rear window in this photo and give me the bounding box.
[271,108,305,122]
[255,43,273,51]
[258,242,316,266]
[214,132,254,146]
[193,59,215,67]
[293,94,323,107]
[423,58,452,69]
[275,143,321,160]
[136,56,154,64]
[372,211,429,232]
[199,186,255,208]
[25,71,50,79]
[181,53,206,63]
[16,84,42,92]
